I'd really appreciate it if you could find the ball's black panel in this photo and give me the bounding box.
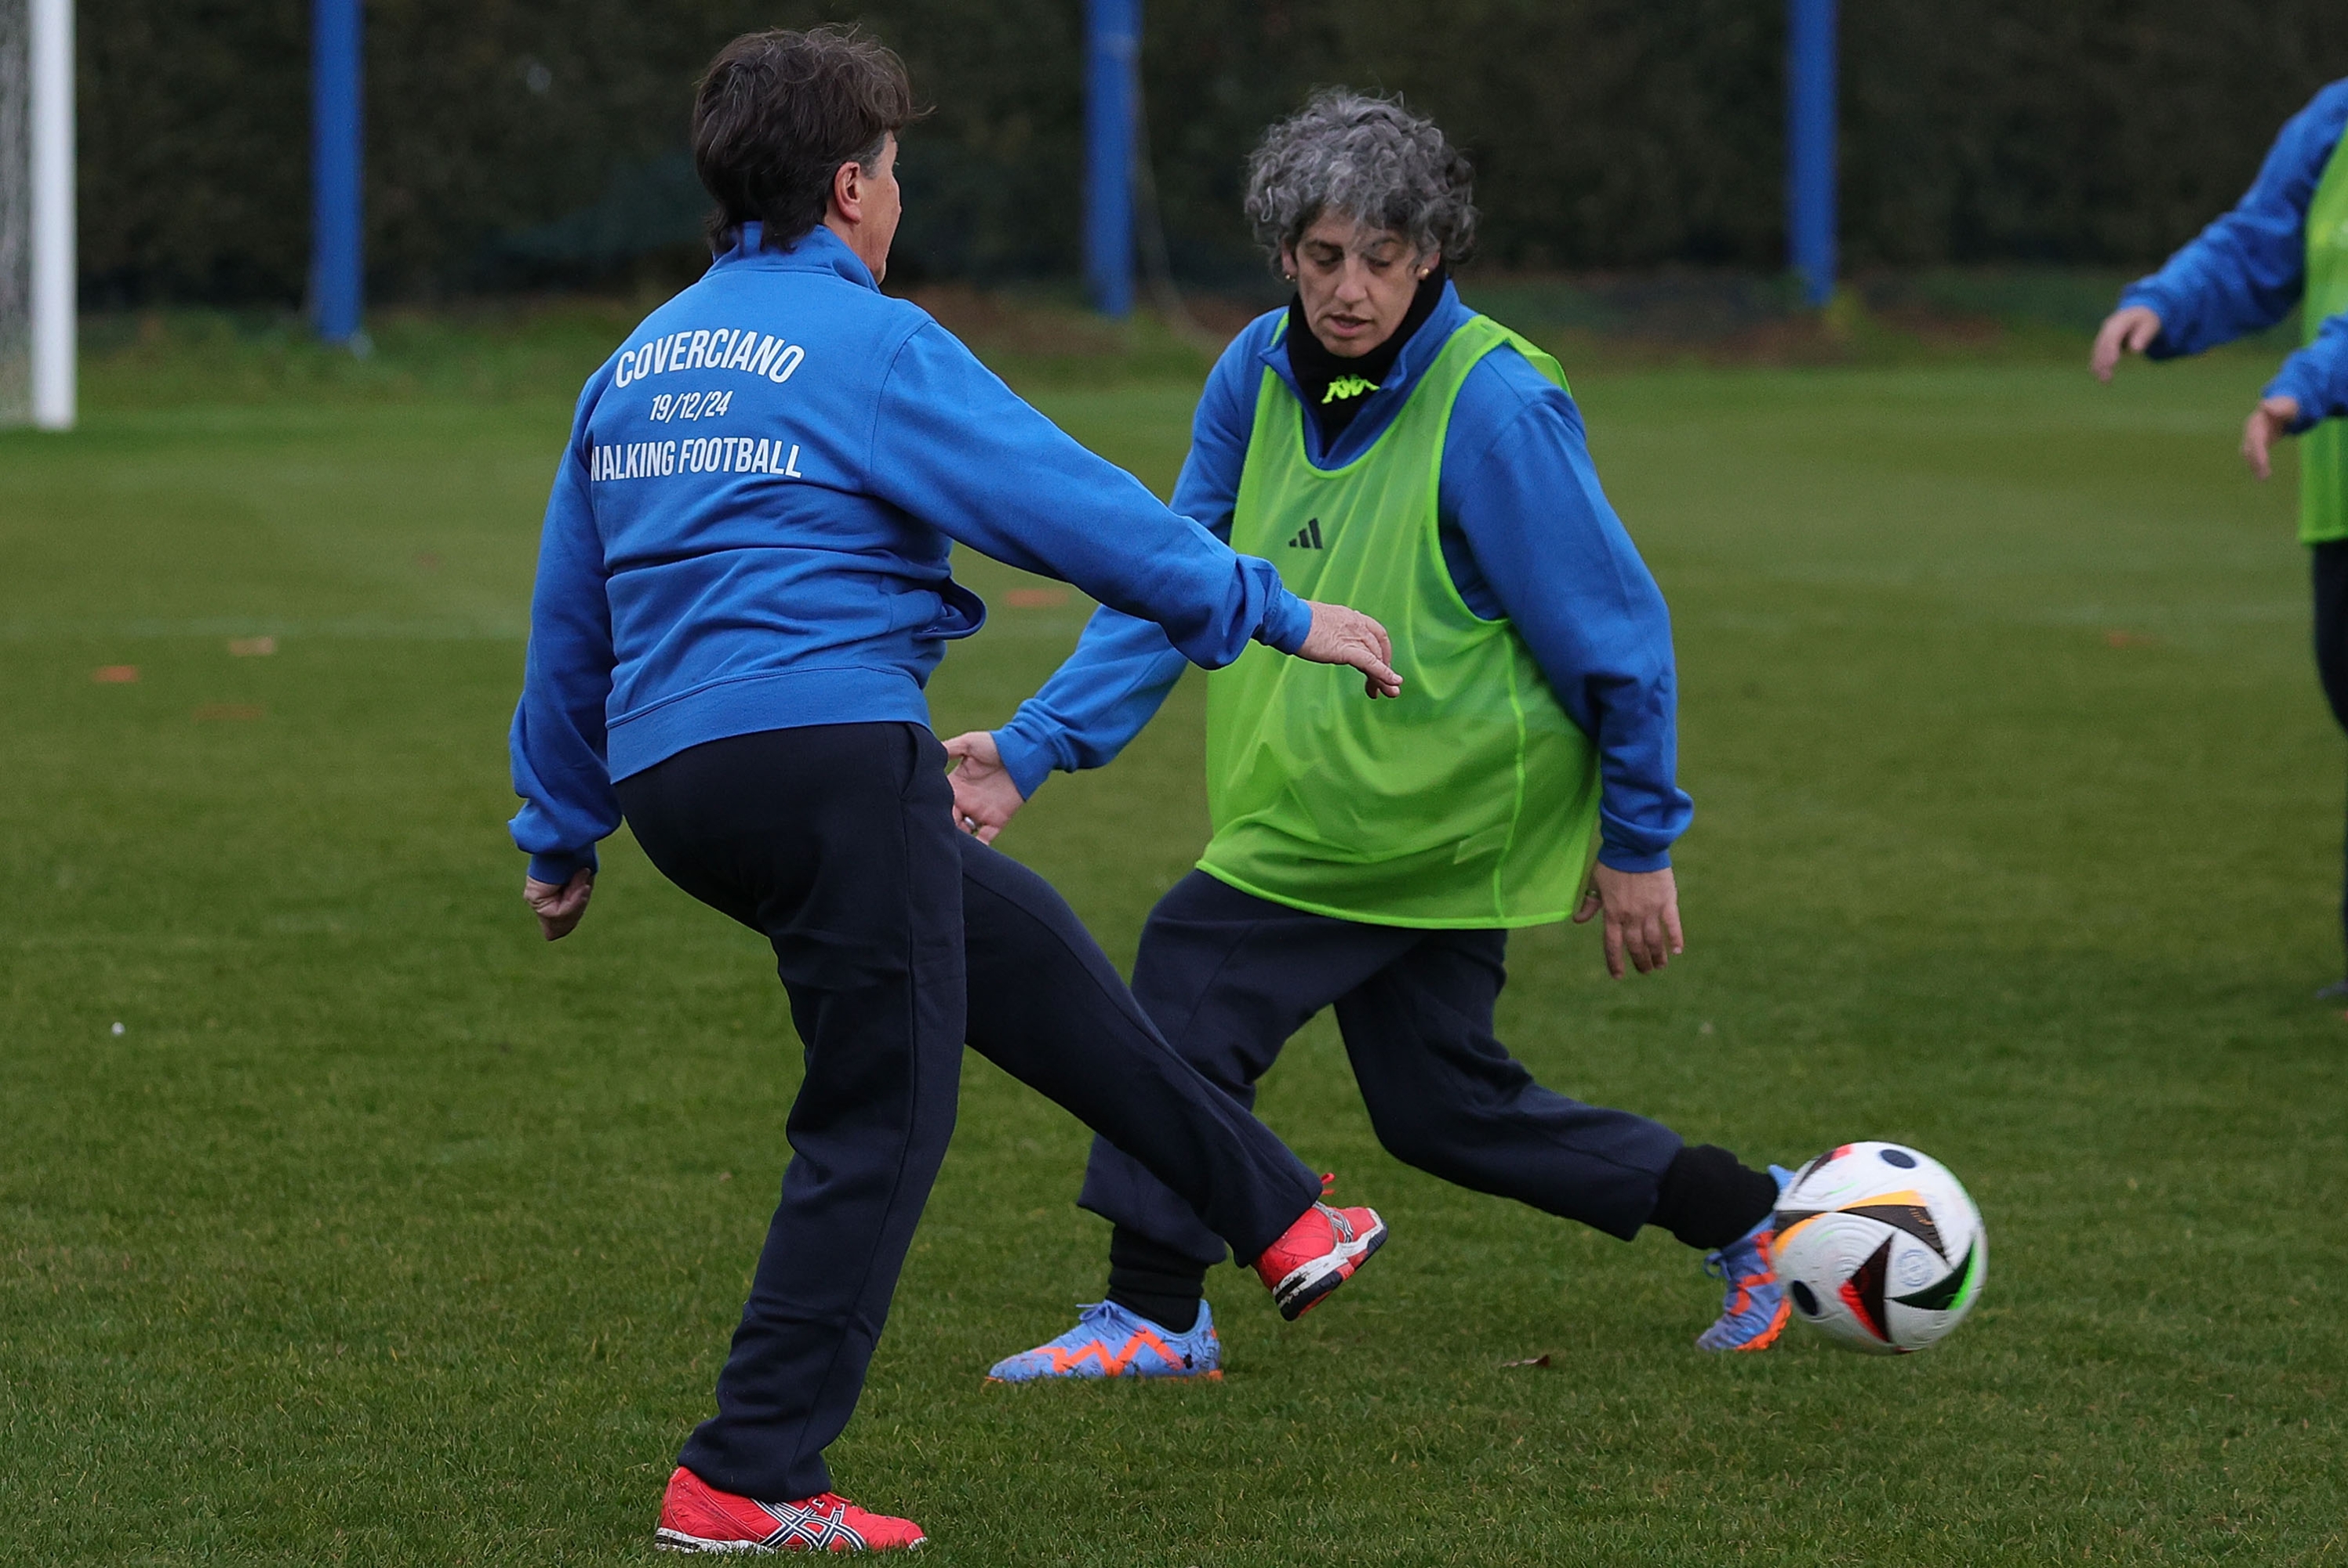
[1839,1236,1893,1341]
[1844,1201,1948,1261]
[1795,1145,1856,1187]
[1790,1279,1821,1316]
[1880,1148,1917,1168]
[1893,1241,1977,1312]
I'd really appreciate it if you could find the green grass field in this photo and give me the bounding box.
[3,309,2343,1565]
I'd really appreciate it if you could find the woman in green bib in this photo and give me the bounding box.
[2094,78,2348,993]
[946,93,1797,1375]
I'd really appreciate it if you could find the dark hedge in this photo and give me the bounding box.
[74,1,2348,306]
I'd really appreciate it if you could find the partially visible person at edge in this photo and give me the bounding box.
[509,30,1408,1555]
[947,91,1797,1387]
[2093,77,2348,994]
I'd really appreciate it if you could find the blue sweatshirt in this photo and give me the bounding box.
[509,224,1313,884]
[2120,78,2348,431]
[994,281,1693,873]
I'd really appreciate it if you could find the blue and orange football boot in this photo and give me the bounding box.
[987,1298,1222,1384]
[1695,1164,1796,1353]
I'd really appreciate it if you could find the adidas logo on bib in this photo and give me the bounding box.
[1287,517,1326,550]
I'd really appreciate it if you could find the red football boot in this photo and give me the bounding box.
[1252,1197,1387,1320]
[655,1466,927,1553]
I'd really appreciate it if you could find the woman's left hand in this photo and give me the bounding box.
[1572,864,1683,978]
[2243,394,2302,480]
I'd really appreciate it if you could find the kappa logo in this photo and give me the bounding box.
[1287,517,1327,550]
[1321,375,1379,404]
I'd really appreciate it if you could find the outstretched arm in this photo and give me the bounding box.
[2098,82,2348,373]
[867,322,1393,699]
[945,318,1289,839]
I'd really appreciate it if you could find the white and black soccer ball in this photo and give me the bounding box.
[1772,1142,1986,1355]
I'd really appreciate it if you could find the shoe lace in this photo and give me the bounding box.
[1062,1301,1125,1338]
[1703,1236,1777,1316]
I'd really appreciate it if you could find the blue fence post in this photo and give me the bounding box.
[1786,0,1837,310]
[1084,0,1137,319]
[312,0,364,344]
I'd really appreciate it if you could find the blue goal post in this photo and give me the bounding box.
[1083,0,1136,319]
[1786,0,1837,309]
[311,0,362,345]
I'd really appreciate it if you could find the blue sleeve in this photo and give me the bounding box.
[2119,81,2348,357]
[990,325,1271,797]
[866,321,1309,677]
[2265,311,2348,430]
[1441,356,1693,873]
[508,396,620,884]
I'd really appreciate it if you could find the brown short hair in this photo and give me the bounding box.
[692,27,920,252]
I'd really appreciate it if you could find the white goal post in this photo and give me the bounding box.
[1,0,71,430]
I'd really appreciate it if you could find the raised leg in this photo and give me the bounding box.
[1076,872,1414,1266]
[956,840,1321,1264]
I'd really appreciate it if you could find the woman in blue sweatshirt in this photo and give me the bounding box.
[508,30,1406,1553]
[951,93,1797,1384]
[2093,78,2348,989]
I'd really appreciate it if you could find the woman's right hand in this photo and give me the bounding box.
[2242,394,2302,480]
[2091,305,2162,382]
[943,731,1026,844]
[1298,601,1403,698]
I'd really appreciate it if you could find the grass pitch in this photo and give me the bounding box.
[2,308,2343,1565]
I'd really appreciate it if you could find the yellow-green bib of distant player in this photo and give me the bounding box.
[2299,129,2348,544]
[1200,314,1602,928]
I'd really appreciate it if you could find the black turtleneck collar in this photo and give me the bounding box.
[1284,264,1448,445]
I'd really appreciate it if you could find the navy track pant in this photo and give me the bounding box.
[2313,541,2348,956]
[1079,870,1684,1269]
[616,725,1320,1501]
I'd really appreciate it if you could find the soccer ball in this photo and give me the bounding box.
[1772,1142,1986,1355]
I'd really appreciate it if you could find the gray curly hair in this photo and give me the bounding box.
[1243,90,1477,272]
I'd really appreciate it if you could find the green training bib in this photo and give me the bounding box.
[1199,315,1603,928]
[2299,129,2348,544]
